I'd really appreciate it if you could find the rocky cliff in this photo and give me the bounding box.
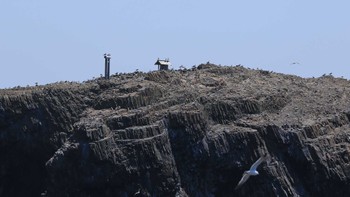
[1,64,350,197]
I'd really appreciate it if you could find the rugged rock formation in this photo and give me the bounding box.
[1,64,350,196]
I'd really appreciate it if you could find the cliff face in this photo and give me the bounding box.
[1,65,350,197]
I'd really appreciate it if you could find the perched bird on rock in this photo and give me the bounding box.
[235,153,271,190]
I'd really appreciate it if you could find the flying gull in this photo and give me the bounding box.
[235,153,271,190]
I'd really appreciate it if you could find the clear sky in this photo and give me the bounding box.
[1,0,350,88]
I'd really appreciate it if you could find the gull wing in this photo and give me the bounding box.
[250,154,270,171]
[235,172,251,190]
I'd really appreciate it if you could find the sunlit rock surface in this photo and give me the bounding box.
[1,64,350,196]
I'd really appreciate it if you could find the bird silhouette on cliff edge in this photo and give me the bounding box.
[235,153,271,190]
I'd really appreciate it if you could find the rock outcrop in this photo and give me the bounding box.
[1,65,350,197]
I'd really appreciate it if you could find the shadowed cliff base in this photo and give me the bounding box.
[1,64,350,196]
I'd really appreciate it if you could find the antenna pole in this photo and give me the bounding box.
[104,53,111,79]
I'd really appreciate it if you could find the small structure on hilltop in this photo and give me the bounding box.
[104,53,111,79]
[154,58,171,70]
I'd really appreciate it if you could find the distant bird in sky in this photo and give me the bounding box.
[290,62,300,65]
[235,153,271,190]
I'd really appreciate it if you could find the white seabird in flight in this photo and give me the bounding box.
[235,153,271,190]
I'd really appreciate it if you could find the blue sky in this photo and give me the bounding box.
[1,0,350,88]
